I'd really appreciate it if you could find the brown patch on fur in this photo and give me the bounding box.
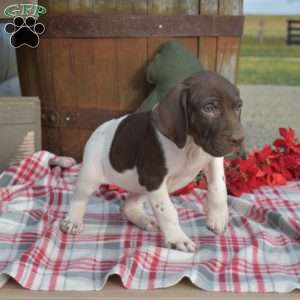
[152,83,189,149]
[109,112,167,191]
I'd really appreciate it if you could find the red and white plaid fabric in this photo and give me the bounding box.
[0,151,300,292]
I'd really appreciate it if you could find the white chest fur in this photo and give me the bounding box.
[156,130,213,192]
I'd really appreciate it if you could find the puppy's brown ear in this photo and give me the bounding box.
[152,83,189,148]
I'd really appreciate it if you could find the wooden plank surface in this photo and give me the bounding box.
[42,0,148,16]
[1,276,300,300]
[113,1,148,112]
[148,0,199,15]
[199,0,218,72]
[216,0,243,83]
[38,0,148,161]
[147,0,199,65]
[36,38,62,155]
[42,15,244,38]
[17,39,61,155]
[91,0,147,159]
[16,47,40,97]
[117,38,147,110]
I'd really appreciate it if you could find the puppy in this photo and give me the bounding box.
[60,71,244,252]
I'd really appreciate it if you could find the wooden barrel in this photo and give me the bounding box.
[17,0,243,162]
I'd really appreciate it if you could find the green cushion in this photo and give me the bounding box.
[137,40,203,112]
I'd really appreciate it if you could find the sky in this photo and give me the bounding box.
[244,0,300,15]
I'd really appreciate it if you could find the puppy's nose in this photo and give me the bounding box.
[229,132,244,146]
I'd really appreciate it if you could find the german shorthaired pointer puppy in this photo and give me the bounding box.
[60,71,244,252]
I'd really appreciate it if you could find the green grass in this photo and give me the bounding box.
[239,58,300,85]
[238,15,300,86]
[241,37,300,58]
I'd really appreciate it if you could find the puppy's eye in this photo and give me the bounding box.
[201,103,218,115]
[234,101,243,112]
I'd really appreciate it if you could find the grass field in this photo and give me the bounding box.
[238,15,300,85]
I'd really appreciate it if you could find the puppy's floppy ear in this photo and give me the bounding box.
[152,83,189,148]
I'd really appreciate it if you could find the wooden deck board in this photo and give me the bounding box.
[0,276,299,300]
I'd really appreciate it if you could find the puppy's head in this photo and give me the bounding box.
[152,71,245,157]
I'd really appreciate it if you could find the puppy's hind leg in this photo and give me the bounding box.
[60,165,102,235]
[122,193,159,232]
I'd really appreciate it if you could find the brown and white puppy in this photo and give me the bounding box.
[60,71,244,252]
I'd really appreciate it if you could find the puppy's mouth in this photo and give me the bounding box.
[192,134,244,158]
[206,142,244,158]
[192,135,225,157]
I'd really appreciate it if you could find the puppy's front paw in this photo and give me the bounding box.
[165,230,197,252]
[60,219,83,235]
[206,203,229,234]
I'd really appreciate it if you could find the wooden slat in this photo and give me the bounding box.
[50,39,77,108]
[40,0,146,16]
[17,39,62,156]
[42,15,244,38]
[54,39,84,159]
[147,0,199,67]
[16,47,40,96]
[73,40,100,109]
[113,1,148,112]
[38,0,69,16]
[87,1,147,113]
[219,0,243,15]
[199,0,218,72]
[93,39,119,110]
[113,0,148,14]
[116,38,147,110]
[216,0,243,83]
[38,2,76,159]
[36,38,62,155]
[148,0,199,16]
[216,36,241,83]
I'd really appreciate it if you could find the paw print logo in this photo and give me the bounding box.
[5,16,45,48]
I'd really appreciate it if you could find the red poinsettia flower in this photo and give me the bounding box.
[274,128,300,155]
[224,128,300,196]
[266,172,287,186]
[279,128,296,140]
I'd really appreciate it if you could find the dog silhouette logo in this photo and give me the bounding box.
[5,16,45,48]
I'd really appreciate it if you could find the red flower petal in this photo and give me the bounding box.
[279,127,295,140]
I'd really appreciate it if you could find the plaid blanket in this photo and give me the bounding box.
[0,151,300,292]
